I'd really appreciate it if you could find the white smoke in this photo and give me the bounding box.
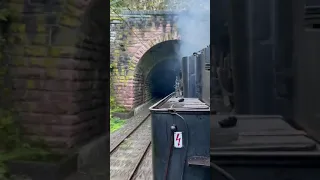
[170,0,210,56]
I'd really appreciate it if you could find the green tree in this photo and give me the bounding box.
[110,0,188,11]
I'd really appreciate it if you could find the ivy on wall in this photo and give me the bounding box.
[110,0,192,11]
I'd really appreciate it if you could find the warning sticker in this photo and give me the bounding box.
[174,132,183,148]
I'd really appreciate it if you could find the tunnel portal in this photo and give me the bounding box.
[133,39,200,107]
[133,40,181,106]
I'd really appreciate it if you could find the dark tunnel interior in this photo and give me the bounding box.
[134,40,182,104]
[134,39,200,105]
[148,58,181,98]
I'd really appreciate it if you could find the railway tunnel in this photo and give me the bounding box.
[133,40,182,105]
[148,58,180,98]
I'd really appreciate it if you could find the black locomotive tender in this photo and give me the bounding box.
[150,0,320,180]
[150,45,210,180]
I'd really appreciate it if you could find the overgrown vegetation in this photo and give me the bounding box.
[0,5,56,180]
[110,116,126,133]
[110,0,191,11]
[110,94,126,133]
[110,96,126,133]
[110,66,127,133]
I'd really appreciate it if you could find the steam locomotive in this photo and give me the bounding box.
[209,1,320,180]
[150,0,320,180]
[150,45,210,180]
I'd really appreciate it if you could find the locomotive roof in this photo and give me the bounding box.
[150,95,209,112]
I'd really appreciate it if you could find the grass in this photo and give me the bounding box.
[110,116,126,133]
[12,152,64,162]
[110,106,127,113]
[110,94,127,133]
[0,148,60,163]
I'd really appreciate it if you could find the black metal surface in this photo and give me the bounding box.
[211,158,320,180]
[208,1,320,180]
[181,45,210,101]
[189,56,196,98]
[211,0,229,48]
[154,95,209,111]
[195,54,202,99]
[211,151,320,180]
[201,46,210,105]
[211,144,316,152]
[306,0,320,6]
[211,115,317,150]
[188,156,210,167]
[229,0,273,114]
[181,57,190,97]
[150,96,210,180]
[228,0,295,115]
[293,0,320,144]
[211,115,320,180]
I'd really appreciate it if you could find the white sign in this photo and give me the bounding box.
[174,132,183,148]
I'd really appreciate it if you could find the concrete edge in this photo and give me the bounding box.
[77,134,108,170]
[133,98,155,115]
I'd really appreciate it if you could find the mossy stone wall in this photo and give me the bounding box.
[5,0,109,150]
[110,11,179,109]
[3,3,179,150]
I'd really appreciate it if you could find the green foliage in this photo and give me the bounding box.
[110,0,181,11]
[110,95,120,110]
[110,0,208,13]
[0,9,10,21]
[110,95,126,133]
[111,106,126,113]
[109,63,126,132]
[110,116,126,133]
[0,147,53,179]
[0,110,55,179]
[0,110,21,150]
[0,110,54,179]
[110,93,126,133]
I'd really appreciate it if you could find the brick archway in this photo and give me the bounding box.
[110,10,182,109]
[112,32,180,109]
[131,32,180,64]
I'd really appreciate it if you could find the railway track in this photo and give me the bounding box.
[110,114,153,180]
[110,113,151,154]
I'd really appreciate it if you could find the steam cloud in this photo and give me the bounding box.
[170,0,210,56]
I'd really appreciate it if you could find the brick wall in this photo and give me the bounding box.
[132,69,145,107]
[110,11,179,109]
[2,1,179,149]
[5,0,109,150]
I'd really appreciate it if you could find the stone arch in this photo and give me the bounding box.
[131,32,180,64]
[131,36,181,107]
[7,0,109,150]
[112,29,180,109]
